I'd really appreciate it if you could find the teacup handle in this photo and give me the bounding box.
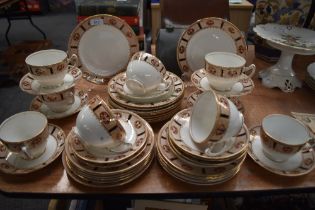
[242,64,256,78]
[21,145,33,159]
[205,139,232,157]
[67,54,78,68]
[126,79,146,95]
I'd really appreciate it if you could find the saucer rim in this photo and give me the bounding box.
[0,124,65,174]
[247,126,315,177]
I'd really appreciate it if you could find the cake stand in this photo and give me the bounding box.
[253,23,315,92]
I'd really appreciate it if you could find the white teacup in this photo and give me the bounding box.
[260,114,310,162]
[40,86,75,113]
[189,90,243,155]
[0,111,49,160]
[25,49,78,88]
[205,52,255,91]
[126,51,170,96]
[75,95,129,155]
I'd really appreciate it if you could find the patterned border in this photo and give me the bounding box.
[168,109,249,161]
[67,14,139,83]
[191,69,254,97]
[0,124,65,174]
[177,17,247,74]
[70,109,150,164]
[248,126,315,177]
[108,71,184,109]
[30,90,88,119]
[20,66,82,95]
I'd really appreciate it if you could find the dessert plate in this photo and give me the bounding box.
[69,109,149,164]
[168,109,249,161]
[68,14,139,83]
[115,73,174,103]
[20,66,82,95]
[0,124,65,174]
[30,90,88,119]
[191,68,254,97]
[248,126,315,177]
[177,17,247,75]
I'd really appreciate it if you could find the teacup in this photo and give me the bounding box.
[40,86,75,113]
[75,95,129,155]
[189,90,243,155]
[25,49,78,88]
[205,52,255,91]
[260,114,310,162]
[126,51,170,96]
[0,111,49,160]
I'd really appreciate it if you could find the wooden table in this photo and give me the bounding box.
[1,46,315,199]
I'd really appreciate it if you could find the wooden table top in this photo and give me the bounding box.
[1,46,315,199]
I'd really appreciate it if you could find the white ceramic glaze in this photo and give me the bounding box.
[205,52,255,91]
[79,25,130,77]
[307,62,315,79]
[25,49,77,87]
[0,111,48,160]
[190,91,243,144]
[261,114,310,162]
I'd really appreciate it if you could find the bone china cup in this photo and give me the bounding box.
[126,51,169,96]
[40,86,75,113]
[25,49,78,88]
[260,114,310,162]
[0,111,49,160]
[190,90,243,147]
[205,52,256,91]
[75,95,127,154]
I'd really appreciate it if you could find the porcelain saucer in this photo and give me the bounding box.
[20,66,82,95]
[186,90,244,112]
[30,90,88,119]
[0,124,65,174]
[70,109,149,164]
[191,68,254,97]
[248,126,315,176]
[168,109,249,161]
[115,73,175,103]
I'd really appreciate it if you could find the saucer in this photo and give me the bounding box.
[0,124,65,174]
[19,66,82,95]
[69,109,149,164]
[30,90,88,119]
[186,90,244,112]
[116,73,175,103]
[168,109,249,161]
[191,69,254,97]
[248,126,315,176]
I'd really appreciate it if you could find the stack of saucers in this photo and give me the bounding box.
[107,71,184,123]
[19,49,88,119]
[157,107,249,185]
[62,98,155,187]
[305,63,315,91]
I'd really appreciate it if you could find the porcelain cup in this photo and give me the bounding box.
[25,49,78,88]
[75,95,129,155]
[0,111,49,160]
[126,51,170,96]
[205,51,255,91]
[40,86,75,113]
[260,114,310,162]
[189,90,243,156]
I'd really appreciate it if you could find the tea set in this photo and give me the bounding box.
[0,15,314,186]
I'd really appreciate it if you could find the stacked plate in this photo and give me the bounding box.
[305,63,315,91]
[157,109,249,185]
[107,72,185,123]
[62,109,155,188]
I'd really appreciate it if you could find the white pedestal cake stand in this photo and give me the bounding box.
[259,40,315,92]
